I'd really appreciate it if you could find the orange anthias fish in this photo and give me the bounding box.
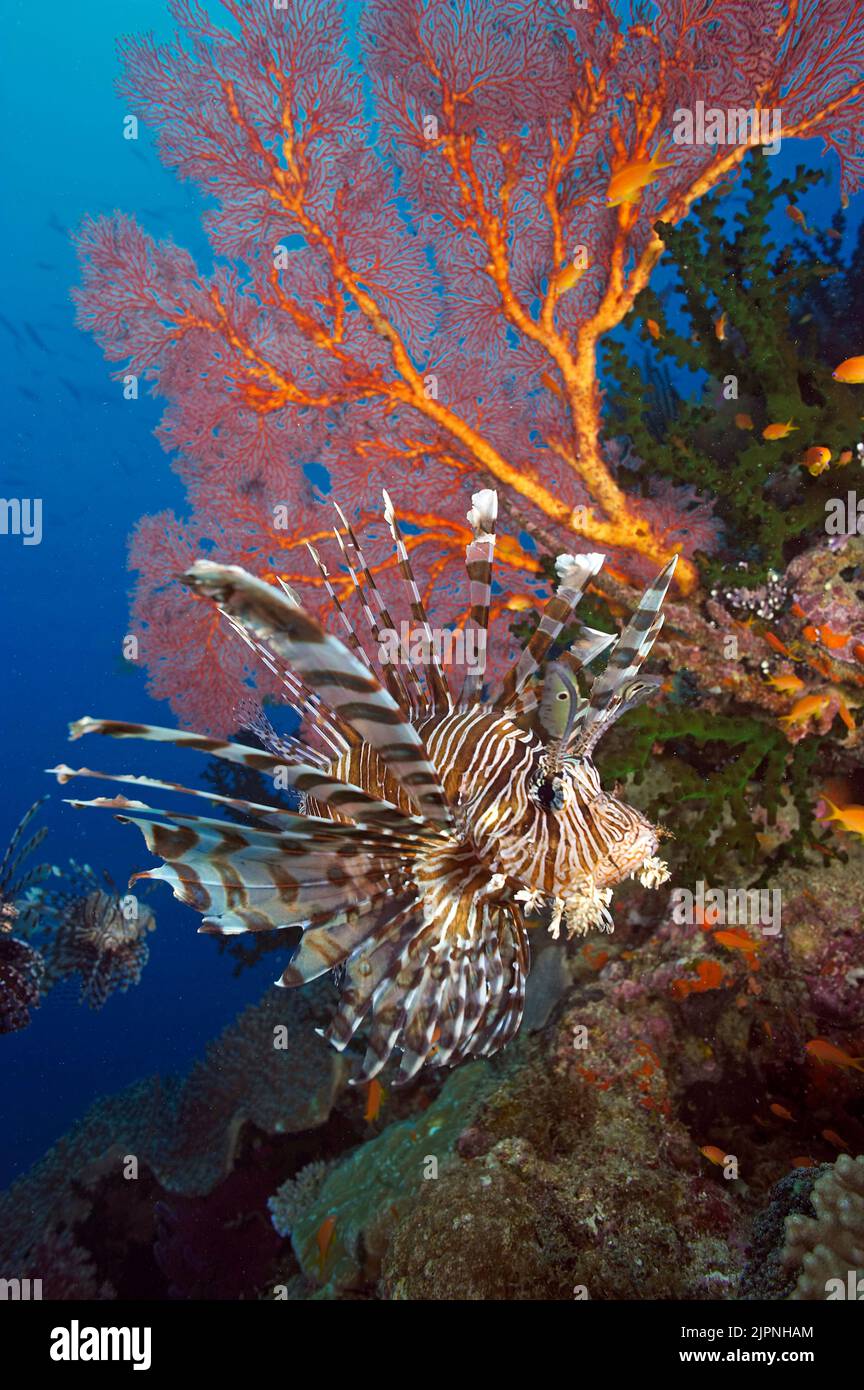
[734,412,754,430]
[766,673,805,694]
[553,260,586,296]
[713,928,763,956]
[818,798,864,839]
[770,1103,794,1121]
[646,318,662,340]
[821,1129,850,1151]
[316,1216,337,1276]
[779,693,830,726]
[833,355,864,384]
[607,148,672,207]
[785,204,812,234]
[700,1145,728,1166]
[714,312,727,342]
[802,446,831,476]
[504,594,535,612]
[364,1077,385,1123]
[762,420,797,440]
[806,1038,864,1073]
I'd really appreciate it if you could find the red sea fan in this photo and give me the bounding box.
[74,0,864,733]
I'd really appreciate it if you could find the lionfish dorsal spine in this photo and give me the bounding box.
[458,488,498,707]
[570,556,677,754]
[182,561,453,827]
[382,489,452,716]
[494,550,605,710]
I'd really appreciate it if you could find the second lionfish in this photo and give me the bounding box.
[52,491,676,1081]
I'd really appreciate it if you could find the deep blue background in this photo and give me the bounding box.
[0,0,859,1188]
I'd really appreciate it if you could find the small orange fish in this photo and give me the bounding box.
[779,693,830,726]
[769,1103,794,1121]
[364,1078,385,1123]
[316,1215,337,1276]
[818,798,864,839]
[540,371,564,399]
[783,691,831,726]
[646,318,662,340]
[607,147,672,207]
[802,445,831,476]
[700,1145,728,1166]
[766,673,805,694]
[853,642,864,665]
[833,355,864,384]
[838,450,853,465]
[553,260,585,296]
[762,420,797,440]
[734,412,753,430]
[826,228,843,241]
[801,624,820,643]
[806,1037,864,1073]
[713,928,763,956]
[836,696,856,732]
[821,1128,849,1151]
[714,312,727,342]
[791,1156,816,1169]
[504,594,535,612]
[764,631,792,656]
[785,204,812,234]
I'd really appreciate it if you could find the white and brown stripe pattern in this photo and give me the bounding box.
[55,491,677,1081]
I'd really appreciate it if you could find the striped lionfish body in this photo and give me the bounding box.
[53,490,676,1082]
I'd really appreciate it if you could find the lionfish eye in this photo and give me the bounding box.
[535,774,566,812]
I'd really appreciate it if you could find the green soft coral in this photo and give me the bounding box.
[602,152,863,590]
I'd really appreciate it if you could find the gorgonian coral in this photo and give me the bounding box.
[73,0,864,733]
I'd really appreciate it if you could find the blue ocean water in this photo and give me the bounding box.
[1,0,860,1195]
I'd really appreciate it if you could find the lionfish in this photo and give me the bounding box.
[0,801,52,1034]
[51,491,676,1081]
[32,863,156,1010]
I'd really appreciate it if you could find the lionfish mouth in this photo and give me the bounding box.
[50,488,677,1082]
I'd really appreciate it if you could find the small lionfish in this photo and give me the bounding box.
[51,491,676,1082]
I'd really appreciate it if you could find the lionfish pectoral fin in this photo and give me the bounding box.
[183,561,453,828]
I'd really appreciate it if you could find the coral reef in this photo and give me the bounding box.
[0,981,348,1293]
[783,1154,864,1300]
[73,0,864,730]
